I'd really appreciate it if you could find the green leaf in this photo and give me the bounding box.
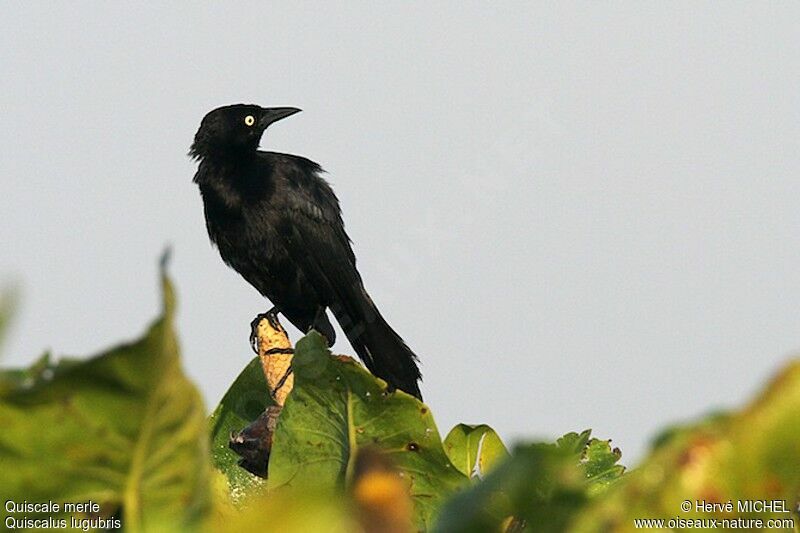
[581,438,624,497]
[0,272,211,532]
[0,350,84,395]
[443,423,508,479]
[268,332,469,530]
[435,429,625,533]
[556,429,592,454]
[570,359,800,532]
[208,356,273,498]
[434,441,584,533]
[556,429,625,496]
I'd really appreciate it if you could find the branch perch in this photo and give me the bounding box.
[228,312,295,477]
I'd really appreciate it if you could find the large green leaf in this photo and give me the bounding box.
[268,332,469,530]
[570,359,800,532]
[435,430,625,533]
[208,356,273,498]
[0,272,211,532]
[443,423,508,479]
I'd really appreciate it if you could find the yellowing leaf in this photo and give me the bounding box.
[571,359,800,532]
[443,423,508,479]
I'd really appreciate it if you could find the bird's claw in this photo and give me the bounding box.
[249,308,280,354]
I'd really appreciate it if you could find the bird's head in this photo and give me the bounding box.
[189,104,301,160]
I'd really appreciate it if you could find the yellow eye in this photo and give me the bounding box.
[244,115,255,126]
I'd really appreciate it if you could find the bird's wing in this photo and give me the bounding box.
[273,169,382,368]
[264,156,421,397]
[279,182,423,395]
[275,164,365,304]
[283,184,357,267]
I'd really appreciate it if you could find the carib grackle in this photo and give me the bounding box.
[190,104,422,399]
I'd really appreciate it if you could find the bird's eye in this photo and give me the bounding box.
[244,115,256,126]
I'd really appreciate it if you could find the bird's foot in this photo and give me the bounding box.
[250,307,280,354]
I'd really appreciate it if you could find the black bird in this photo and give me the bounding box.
[190,104,422,399]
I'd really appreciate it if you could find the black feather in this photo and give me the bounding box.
[191,104,423,399]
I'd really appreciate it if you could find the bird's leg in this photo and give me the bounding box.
[309,306,335,346]
[250,307,281,354]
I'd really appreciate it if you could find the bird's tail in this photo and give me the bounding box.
[332,291,423,400]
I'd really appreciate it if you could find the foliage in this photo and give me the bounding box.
[268,332,468,530]
[443,423,508,479]
[569,360,800,532]
[0,272,211,532]
[2,269,800,531]
[435,430,624,532]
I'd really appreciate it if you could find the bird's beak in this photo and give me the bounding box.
[260,107,302,128]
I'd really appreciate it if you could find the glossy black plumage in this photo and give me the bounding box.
[190,104,422,399]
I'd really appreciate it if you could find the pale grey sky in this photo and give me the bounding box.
[2,3,799,462]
